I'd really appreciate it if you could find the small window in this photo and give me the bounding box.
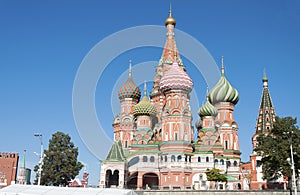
[198,157,201,162]
[150,156,155,162]
[171,155,175,162]
[206,157,209,162]
[227,161,231,167]
[233,161,238,167]
[165,156,167,162]
[177,155,182,162]
[214,159,218,164]
[143,156,147,162]
[125,141,128,148]
[220,159,224,165]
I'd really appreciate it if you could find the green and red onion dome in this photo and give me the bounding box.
[208,73,239,105]
[133,96,156,117]
[118,78,141,101]
[198,97,218,117]
[159,60,193,93]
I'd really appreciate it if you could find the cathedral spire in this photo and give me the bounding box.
[255,70,275,134]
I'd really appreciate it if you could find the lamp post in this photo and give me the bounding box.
[34,133,43,186]
[289,135,297,195]
[285,131,298,195]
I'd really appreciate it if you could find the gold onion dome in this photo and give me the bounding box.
[165,5,176,26]
[118,61,141,101]
[208,57,239,105]
[133,83,156,117]
[198,97,218,117]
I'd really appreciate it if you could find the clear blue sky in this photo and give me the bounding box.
[1,0,299,186]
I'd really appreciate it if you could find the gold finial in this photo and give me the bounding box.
[129,59,132,78]
[165,3,176,26]
[143,81,147,96]
[221,56,225,75]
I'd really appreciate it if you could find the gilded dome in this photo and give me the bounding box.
[208,62,239,105]
[118,77,141,101]
[165,16,176,26]
[165,6,176,26]
[198,97,218,117]
[133,96,156,117]
[159,59,193,93]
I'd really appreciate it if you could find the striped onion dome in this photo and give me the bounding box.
[118,61,141,101]
[133,83,156,117]
[198,97,218,117]
[159,58,193,93]
[208,61,239,105]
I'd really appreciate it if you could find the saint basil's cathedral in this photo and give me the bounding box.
[99,9,277,190]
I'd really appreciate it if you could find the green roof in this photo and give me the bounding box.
[226,175,240,182]
[104,141,126,162]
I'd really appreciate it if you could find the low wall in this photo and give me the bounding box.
[135,190,290,195]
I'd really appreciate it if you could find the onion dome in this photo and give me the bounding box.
[165,4,176,26]
[195,118,202,130]
[118,61,141,101]
[133,82,156,117]
[159,58,193,93]
[208,57,239,105]
[198,97,218,117]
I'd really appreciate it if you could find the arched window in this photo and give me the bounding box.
[214,159,218,164]
[150,156,155,163]
[177,155,182,162]
[143,156,147,162]
[160,155,163,162]
[206,157,209,162]
[198,157,201,162]
[220,159,224,165]
[165,156,167,162]
[233,161,238,167]
[171,155,175,162]
[227,161,231,167]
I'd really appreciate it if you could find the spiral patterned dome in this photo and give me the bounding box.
[198,97,218,117]
[133,95,156,117]
[208,72,239,105]
[118,77,141,101]
[159,59,193,93]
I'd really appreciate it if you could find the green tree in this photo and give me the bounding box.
[36,131,83,186]
[254,116,300,186]
[205,168,227,189]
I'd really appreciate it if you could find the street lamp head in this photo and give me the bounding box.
[34,133,42,137]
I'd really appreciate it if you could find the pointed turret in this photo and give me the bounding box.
[17,150,27,185]
[105,141,126,162]
[254,70,275,135]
